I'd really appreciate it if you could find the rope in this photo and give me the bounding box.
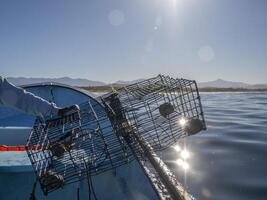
[77,187,80,200]
[88,174,98,200]
[29,178,38,200]
[86,170,91,200]
[84,163,98,200]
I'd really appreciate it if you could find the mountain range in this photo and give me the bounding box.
[198,79,267,89]
[7,77,106,87]
[6,77,267,89]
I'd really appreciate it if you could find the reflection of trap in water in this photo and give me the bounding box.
[26,74,206,197]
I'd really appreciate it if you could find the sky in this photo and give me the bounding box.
[0,0,266,84]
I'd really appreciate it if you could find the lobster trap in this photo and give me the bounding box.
[26,74,206,197]
[26,100,133,195]
[101,74,206,151]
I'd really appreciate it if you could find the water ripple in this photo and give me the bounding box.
[164,93,267,200]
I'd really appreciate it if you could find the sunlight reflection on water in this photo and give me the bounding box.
[164,93,267,200]
[172,144,190,171]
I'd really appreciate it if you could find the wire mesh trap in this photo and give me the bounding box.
[26,74,206,197]
[26,100,133,195]
[101,74,206,151]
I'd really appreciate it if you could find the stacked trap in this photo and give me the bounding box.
[26,74,206,196]
[101,75,206,152]
[26,100,133,195]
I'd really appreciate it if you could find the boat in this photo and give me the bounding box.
[0,75,205,200]
[0,83,159,200]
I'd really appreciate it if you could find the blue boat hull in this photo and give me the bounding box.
[0,83,159,200]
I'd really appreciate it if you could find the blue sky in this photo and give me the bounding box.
[0,0,266,83]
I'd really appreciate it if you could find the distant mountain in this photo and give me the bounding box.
[198,79,267,89]
[6,77,144,87]
[7,77,106,87]
[249,84,267,89]
[114,78,267,89]
[112,79,145,86]
[6,77,267,89]
[198,79,250,88]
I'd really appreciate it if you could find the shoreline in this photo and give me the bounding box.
[80,86,267,93]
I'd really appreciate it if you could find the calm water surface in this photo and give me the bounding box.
[164,92,267,200]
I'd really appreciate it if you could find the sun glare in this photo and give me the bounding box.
[180,149,190,160]
[179,117,187,127]
[176,159,189,170]
[173,144,191,171]
[182,161,189,170]
[170,0,184,10]
[173,144,181,152]
[176,158,184,166]
[171,0,177,7]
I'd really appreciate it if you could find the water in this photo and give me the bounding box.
[164,92,267,200]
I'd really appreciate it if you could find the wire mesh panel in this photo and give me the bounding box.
[101,75,206,151]
[26,100,133,195]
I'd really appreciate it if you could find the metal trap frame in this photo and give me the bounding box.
[26,74,206,198]
[99,74,206,200]
[26,100,133,195]
[101,74,206,152]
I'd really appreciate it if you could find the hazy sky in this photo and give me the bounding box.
[0,0,266,83]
